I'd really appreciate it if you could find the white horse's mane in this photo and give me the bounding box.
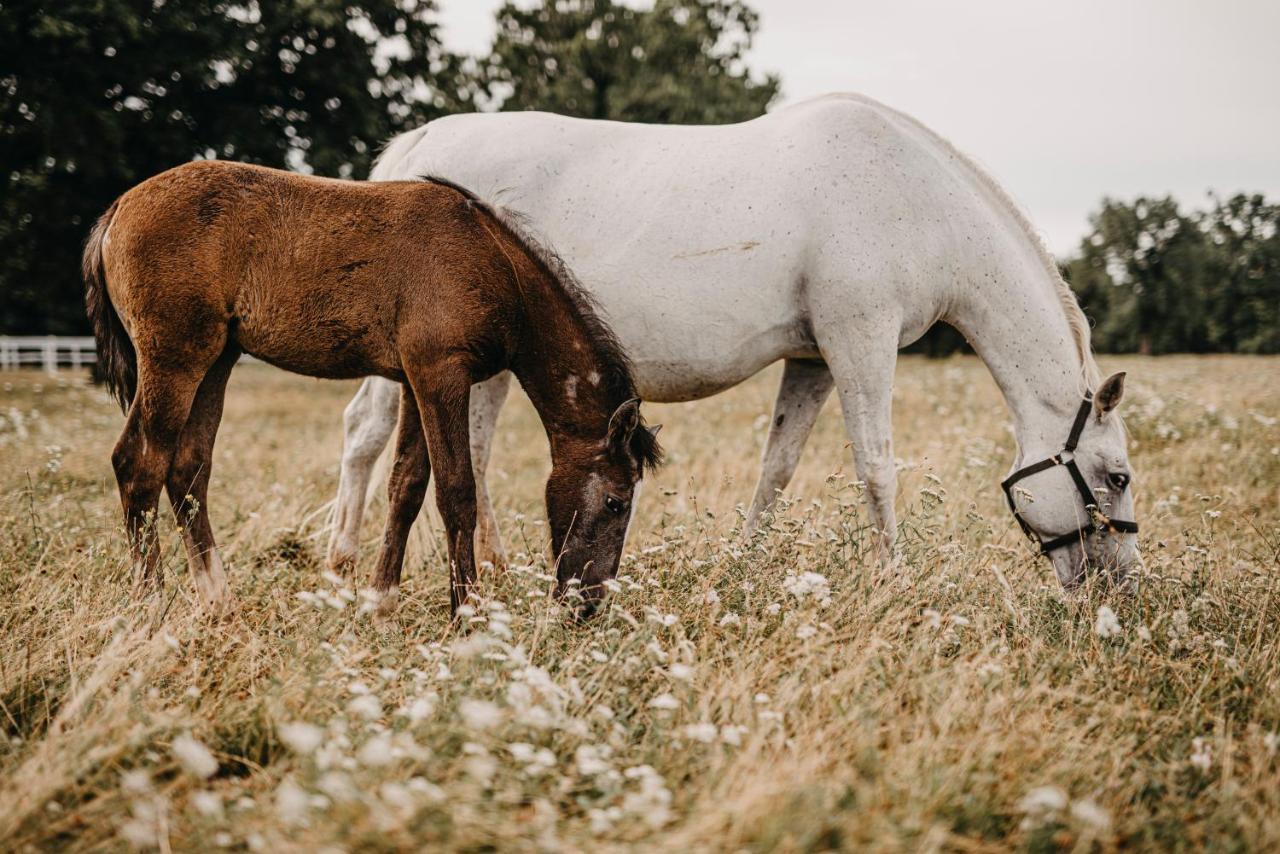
[816,93,1102,390]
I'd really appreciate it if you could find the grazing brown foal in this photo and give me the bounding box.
[83,160,661,617]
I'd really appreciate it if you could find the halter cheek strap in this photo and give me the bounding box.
[1001,392,1139,555]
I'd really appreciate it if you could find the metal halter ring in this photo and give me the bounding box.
[1001,392,1138,555]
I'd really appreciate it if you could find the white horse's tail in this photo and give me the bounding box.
[369,125,430,181]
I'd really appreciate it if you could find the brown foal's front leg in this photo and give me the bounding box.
[411,366,478,616]
[370,386,431,615]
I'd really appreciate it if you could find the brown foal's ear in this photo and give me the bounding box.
[607,399,641,450]
[1094,372,1126,417]
[648,424,663,439]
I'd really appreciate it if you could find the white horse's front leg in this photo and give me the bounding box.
[743,359,834,536]
[469,372,512,570]
[822,339,899,565]
[328,377,400,574]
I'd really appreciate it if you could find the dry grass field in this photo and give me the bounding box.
[1,355,1278,851]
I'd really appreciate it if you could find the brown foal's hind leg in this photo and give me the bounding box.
[371,385,431,616]
[165,345,239,614]
[112,365,207,594]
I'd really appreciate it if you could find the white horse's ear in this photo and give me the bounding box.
[1094,372,1126,417]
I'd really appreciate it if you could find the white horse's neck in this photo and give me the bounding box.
[945,251,1092,464]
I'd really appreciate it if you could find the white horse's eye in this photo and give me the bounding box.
[1108,471,1131,491]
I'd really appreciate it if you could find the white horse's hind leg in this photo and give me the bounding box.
[817,332,900,563]
[743,359,834,536]
[470,371,512,569]
[328,377,400,574]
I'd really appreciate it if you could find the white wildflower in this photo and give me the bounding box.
[648,693,679,711]
[1190,737,1212,772]
[575,744,612,776]
[682,722,718,743]
[1095,605,1122,639]
[1070,798,1111,832]
[718,612,741,627]
[120,816,158,849]
[721,725,748,746]
[668,663,694,682]
[346,694,382,721]
[796,624,817,640]
[398,695,437,724]
[378,782,414,812]
[317,771,356,802]
[458,698,503,731]
[274,777,309,826]
[191,790,223,818]
[621,765,673,829]
[782,571,832,605]
[357,733,394,767]
[172,733,218,779]
[121,769,152,794]
[277,722,324,755]
[1018,785,1068,829]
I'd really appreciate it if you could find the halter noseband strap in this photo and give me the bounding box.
[1001,392,1139,555]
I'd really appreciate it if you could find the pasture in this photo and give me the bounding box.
[1,355,1277,850]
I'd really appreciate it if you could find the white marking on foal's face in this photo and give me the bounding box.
[587,371,601,387]
[564,375,578,403]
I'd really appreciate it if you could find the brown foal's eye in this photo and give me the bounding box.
[605,495,627,515]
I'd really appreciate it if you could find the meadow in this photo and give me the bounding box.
[1,355,1277,851]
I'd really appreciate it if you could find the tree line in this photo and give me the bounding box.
[2,1,1275,353]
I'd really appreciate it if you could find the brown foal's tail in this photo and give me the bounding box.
[83,199,136,412]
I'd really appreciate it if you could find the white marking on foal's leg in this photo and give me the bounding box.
[184,533,232,614]
[374,585,400,618]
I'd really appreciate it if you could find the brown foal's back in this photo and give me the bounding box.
[103,161,523,382]
[85,160,659,618]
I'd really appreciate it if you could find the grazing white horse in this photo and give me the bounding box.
[330,93,1140,588]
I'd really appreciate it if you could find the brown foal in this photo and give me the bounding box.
[84,160,660,617]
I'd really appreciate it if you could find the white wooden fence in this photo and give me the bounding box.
[0,337,261,373]
[0,336,97,373]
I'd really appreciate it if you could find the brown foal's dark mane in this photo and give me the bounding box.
[419,174,662,472]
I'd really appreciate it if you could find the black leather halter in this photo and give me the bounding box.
[1001,392,1139,555]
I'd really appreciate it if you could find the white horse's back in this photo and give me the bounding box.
[380,95,1046,399]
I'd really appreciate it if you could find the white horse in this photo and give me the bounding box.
[329,93,1140,588]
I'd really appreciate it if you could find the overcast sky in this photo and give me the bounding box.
[435,0,1280,256]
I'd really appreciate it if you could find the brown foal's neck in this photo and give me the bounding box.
[505,253,634,447]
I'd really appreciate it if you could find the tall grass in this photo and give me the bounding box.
[1,356,1277,850]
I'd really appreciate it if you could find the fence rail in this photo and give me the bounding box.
[0,336,97,373]
[1,336,262,373]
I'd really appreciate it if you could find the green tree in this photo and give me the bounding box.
[479,0,778,123]
[0,0,470,334]
[1198,193,1280,353]
[1065,197,1210,354]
